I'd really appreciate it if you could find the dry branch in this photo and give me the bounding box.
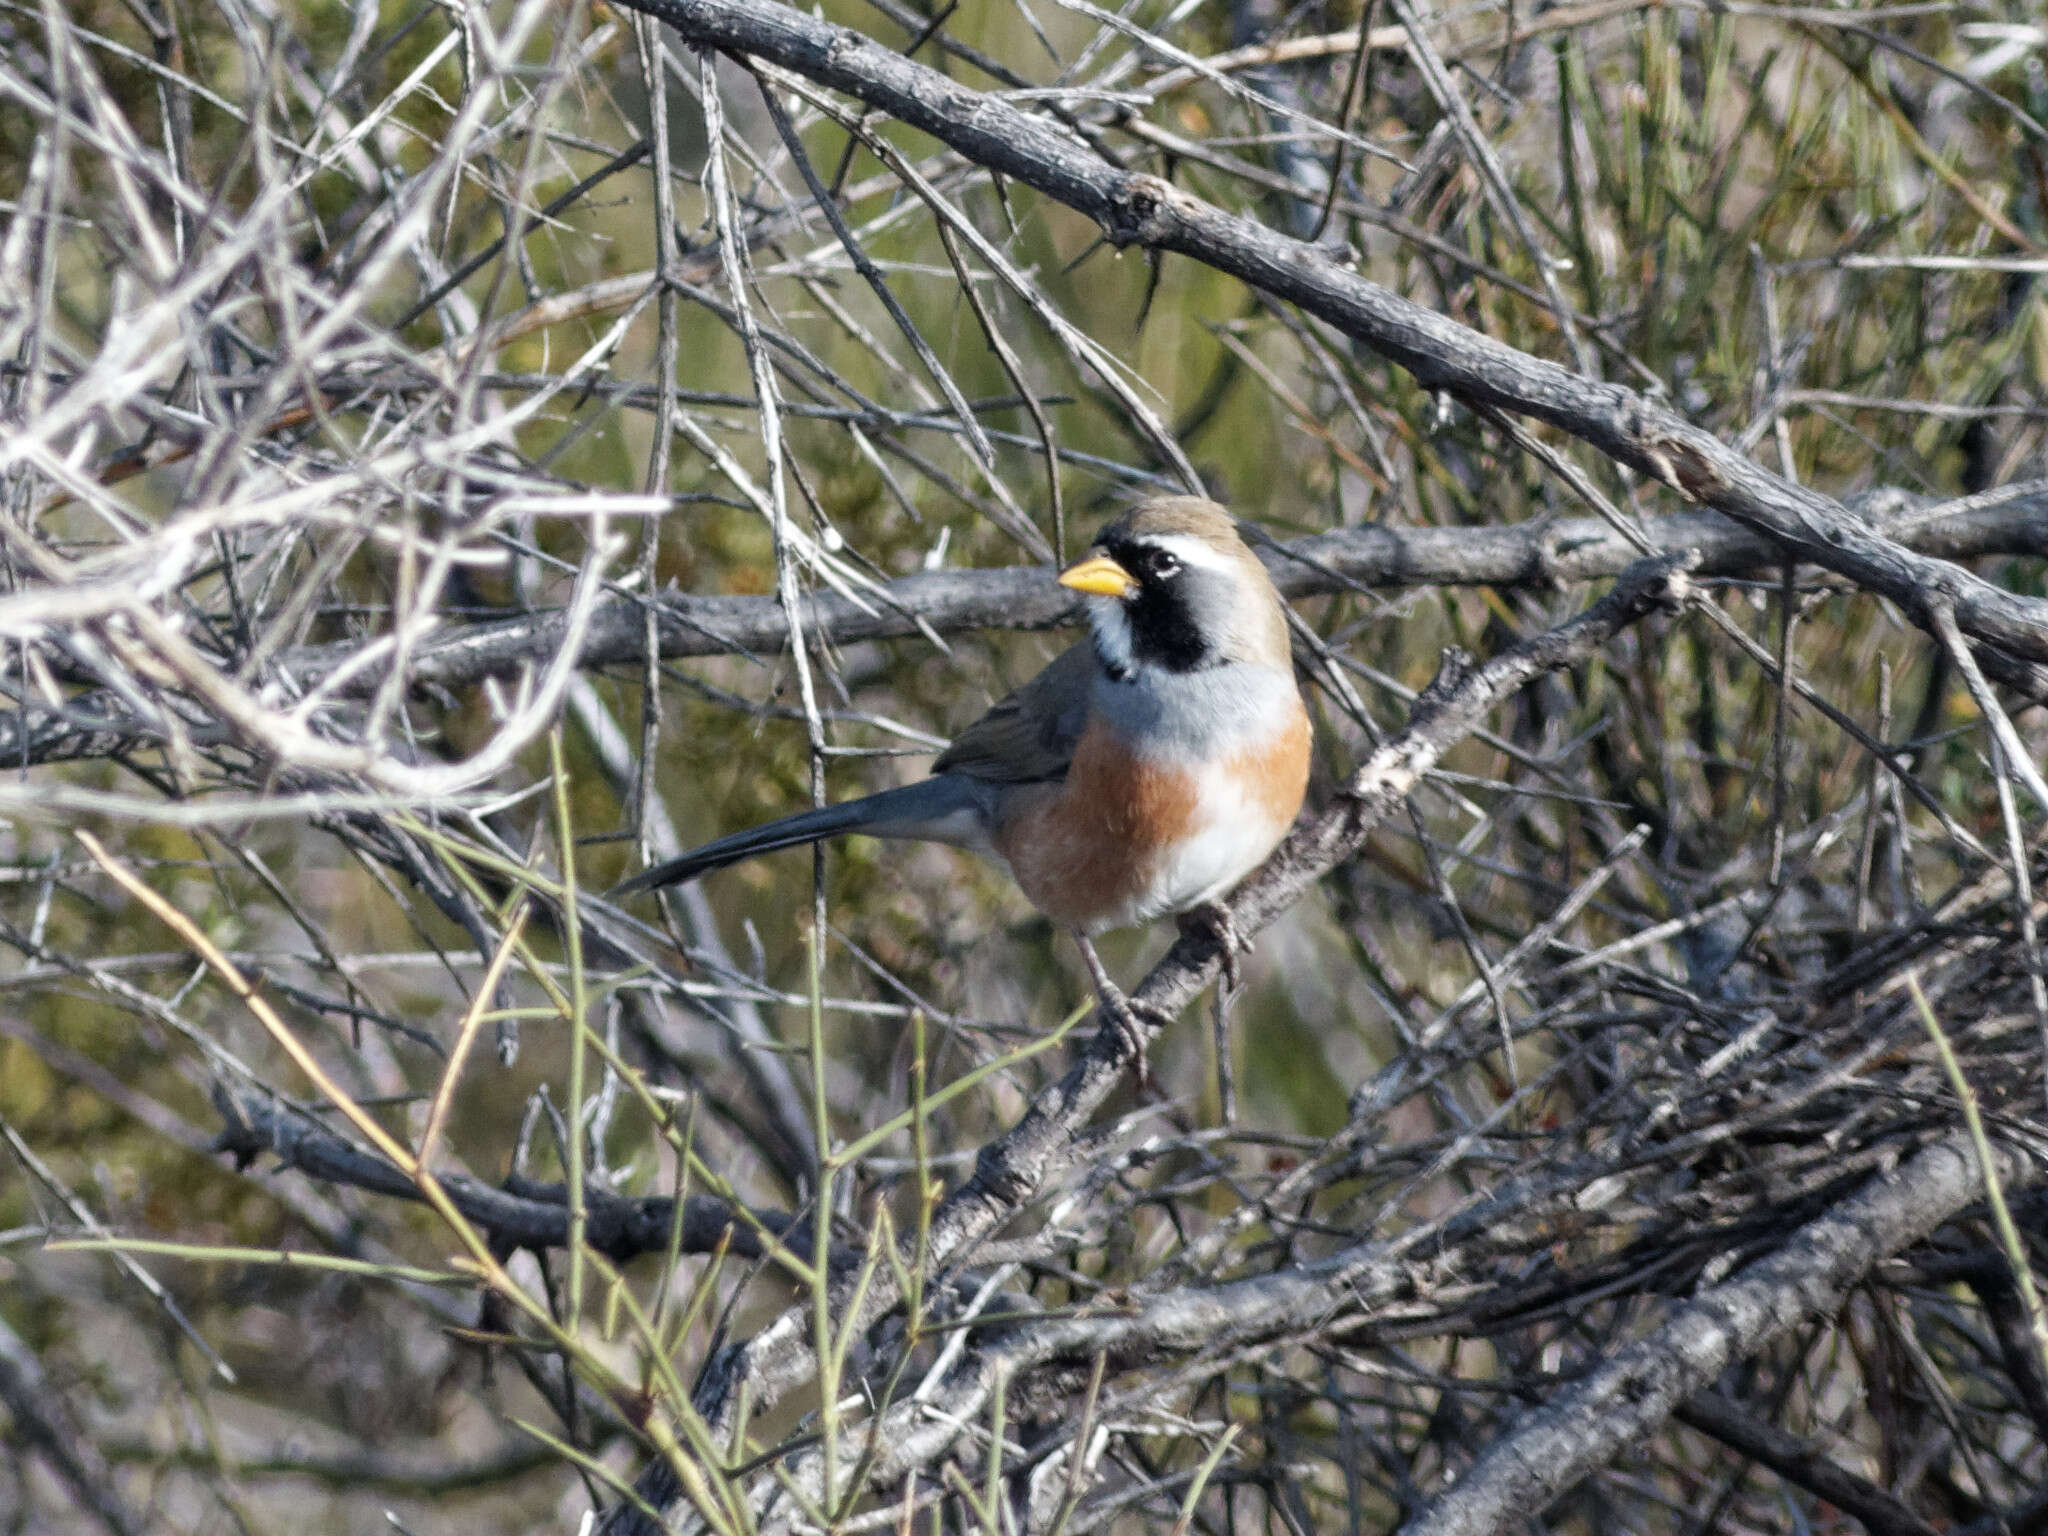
[625,0,2048,673]
[211,1088,792,1261]
[1406,1134,2040,1536]
[5,491,2033,779]
[276,490,2048,699]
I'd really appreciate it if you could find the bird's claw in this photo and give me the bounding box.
[1073,931,1169,1087]
[1093,981,1174,1089]
[1178,900,1244,994]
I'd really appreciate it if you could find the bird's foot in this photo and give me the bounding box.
[1074,933,1171,1087]
[1098,982,1176,1089]
[1177,900,1245,993]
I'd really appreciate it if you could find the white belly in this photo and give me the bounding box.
[1089,762,1294,932]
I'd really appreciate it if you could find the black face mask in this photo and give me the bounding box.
[1105,538,1218,675]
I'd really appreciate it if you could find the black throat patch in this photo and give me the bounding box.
[1104,536,1219,675]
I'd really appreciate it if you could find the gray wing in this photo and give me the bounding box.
[932,641,1095,784]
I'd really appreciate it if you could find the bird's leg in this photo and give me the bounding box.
[1073,932,1171,1085]
[1210,979,1238,1124]
[1177,901,1244,1122]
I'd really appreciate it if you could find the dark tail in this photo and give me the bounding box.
[611,778,981,897]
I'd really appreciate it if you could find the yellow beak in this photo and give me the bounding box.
[1057,553,1137,599]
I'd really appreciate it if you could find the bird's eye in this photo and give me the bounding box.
[1149,550,1181,578]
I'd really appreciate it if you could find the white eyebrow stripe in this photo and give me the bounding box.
[1142,532,1236,573]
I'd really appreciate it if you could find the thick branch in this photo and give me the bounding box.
[271,493,2046,698]
[4,497,2035,774]
[1403,1134,2038,1536]
[619,0,2048,670]
[213,1089,791,1261]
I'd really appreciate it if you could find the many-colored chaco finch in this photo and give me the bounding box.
[616,497,1311,1070]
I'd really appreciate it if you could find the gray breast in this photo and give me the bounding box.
[1092,662,1299,762]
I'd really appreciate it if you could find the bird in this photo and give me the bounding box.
[614,496,1311,1073]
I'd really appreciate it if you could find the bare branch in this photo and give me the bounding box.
[260,492,2048,708]
[1407,1135,2038,1536]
